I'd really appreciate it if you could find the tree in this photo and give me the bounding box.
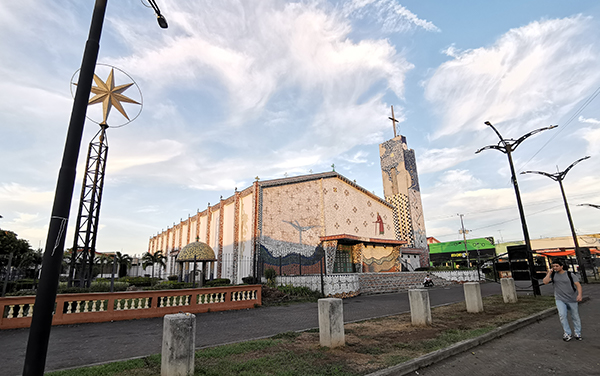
[1,230,32,268]
[1,229,37,278]
[142,251,166,279]
[114,252,132,279]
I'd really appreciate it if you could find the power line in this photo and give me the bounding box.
[518,85,600,172]
[426,189,600,221]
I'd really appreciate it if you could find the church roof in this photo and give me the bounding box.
[176,241,216,262]
[259,171,393,209]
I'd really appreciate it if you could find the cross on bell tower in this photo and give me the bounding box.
[389,105,399,138]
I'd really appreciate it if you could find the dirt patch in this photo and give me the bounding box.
[221,294,555,375]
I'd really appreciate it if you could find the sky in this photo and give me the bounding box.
[2,0,600,257]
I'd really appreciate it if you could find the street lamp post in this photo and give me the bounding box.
[476,121,557,296]
[22,2,167,375]
[521,156,591,283]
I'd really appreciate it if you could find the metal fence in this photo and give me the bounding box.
[259,246,326,277]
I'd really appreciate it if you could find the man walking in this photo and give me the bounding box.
[541,258,583,341]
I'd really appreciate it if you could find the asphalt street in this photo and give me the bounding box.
[0,281,553,375]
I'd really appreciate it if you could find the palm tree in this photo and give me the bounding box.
[114,252,132,279]
[142,251,167,279]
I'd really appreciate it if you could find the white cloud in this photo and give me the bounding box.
[98,0,412,189]
[343,0,440,33]
[435,169,483,189]
[418,147,477,173]
[0,183,53,206]
[425,16,600,139]
[578,116,600,124]
[107,139,185,174]
[341,150,370,164]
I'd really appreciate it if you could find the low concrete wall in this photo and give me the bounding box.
[431,270,483,282]
[358,272,451,295]
[277,274,360,298]
[277,272,455,296]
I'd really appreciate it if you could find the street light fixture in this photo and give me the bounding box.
[521,156,591,283]
[23,2,167,375]
[475,121,557,296]
[578,203,600,210]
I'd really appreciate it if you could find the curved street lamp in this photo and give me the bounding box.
[521,156,591,283]
[476,121,557,296]
[23,1,167,375]
[578,203,600,210]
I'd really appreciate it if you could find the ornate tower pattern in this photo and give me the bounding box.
[379,135,427,259]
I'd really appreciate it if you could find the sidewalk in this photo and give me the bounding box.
[0,281,564,375]
[372,283,600,376]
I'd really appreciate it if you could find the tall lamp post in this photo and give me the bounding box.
[22,2,167,375]
[521,156,591,283]
[475,121,557,296]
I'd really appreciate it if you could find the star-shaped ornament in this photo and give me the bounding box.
[88,68,140,125]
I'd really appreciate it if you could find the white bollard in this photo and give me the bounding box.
[408,289,432,326]
[318,298,345,348]
[162,313,196,376]
[501,278,518,303]
[463,282,484,313]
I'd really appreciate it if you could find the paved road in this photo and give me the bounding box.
[0,281,550,375]
[395,283,600,376]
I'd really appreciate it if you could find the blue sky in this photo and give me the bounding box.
[2,0,600,256]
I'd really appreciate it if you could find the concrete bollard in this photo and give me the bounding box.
[463,282,484,313]
[408,289,432,326]
[501,278,518,303]
[318,298,345,348]
[162,313,196,376]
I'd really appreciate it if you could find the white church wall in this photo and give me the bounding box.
[238,193,254,282]
[222,201,235,282]
[198,213,207,243]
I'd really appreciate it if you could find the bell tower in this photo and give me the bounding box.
[379,108,427,264]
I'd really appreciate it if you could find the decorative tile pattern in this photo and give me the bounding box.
[232,192,240,283]
[351,243,364,273]
[218,202,224,278]
[322,240,338,275]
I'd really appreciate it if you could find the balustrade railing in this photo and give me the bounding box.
[0,285,261,330]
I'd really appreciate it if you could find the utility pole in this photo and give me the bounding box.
[458,214,471,269]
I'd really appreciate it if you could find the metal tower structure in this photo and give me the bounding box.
[68,125,109,287]
[66,67,141,288]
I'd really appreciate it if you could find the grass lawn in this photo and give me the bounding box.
[47,294,555,376]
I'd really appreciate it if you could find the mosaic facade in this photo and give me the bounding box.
[379,136,428,266]
[149,170,423,282]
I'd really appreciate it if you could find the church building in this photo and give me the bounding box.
[148,129,428,283]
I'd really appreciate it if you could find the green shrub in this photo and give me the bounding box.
[89,281,129,292]
[143,281,194,290]
[204,278,231,287]
[118,276,155,287]
[264,268,277,287]
[167,275,179,281]
[55,281,129,294]
[276,284,321,298]
[6,289,37,296]
[242,276,258,284]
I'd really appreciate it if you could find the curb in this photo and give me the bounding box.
[367,297,590,376]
